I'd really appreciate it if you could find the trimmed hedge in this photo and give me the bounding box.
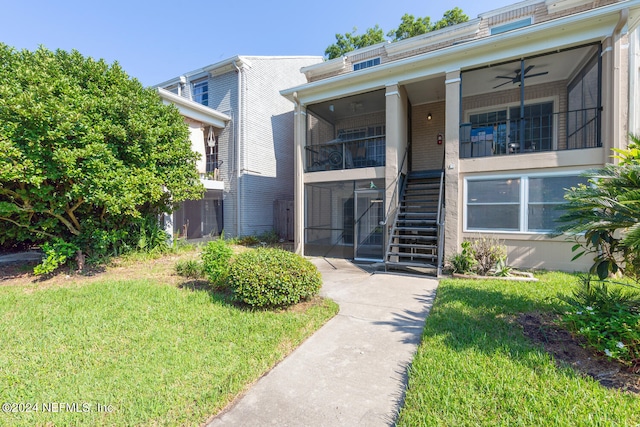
[227,248,322,308]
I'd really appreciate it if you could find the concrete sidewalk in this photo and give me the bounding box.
[208,257,439,427]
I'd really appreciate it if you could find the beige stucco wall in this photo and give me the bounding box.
[444,71,462,262]
[462,233,592,272]
[186,119,207,174]
[457,149,603,273]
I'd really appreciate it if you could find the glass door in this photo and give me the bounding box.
[354,189,384,261]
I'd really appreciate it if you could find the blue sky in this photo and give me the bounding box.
[1,0,516,87]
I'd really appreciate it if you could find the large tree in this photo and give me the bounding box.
[325,8,469,59]
[388,8,469,42]
[325,25,386,60]
[0,44,202,254]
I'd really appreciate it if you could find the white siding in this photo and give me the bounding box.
[238,57,321,236]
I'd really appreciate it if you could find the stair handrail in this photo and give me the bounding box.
[382,145,409,226]
[435,159,446,276]
[382,145,409,267]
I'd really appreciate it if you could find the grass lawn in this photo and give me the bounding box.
[0,251,338,426]
[396,272,640,427]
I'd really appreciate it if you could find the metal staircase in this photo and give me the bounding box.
[385,170,445,275]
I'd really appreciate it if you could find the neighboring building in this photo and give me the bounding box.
[157,55,322,239]
[281,0,640,273]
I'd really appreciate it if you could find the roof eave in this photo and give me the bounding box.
[157,88,231,128]
[281,1,640,105]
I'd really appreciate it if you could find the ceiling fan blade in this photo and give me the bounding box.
[496,75,515,79]
[493,80,513,89]
[523,65,535,75]
[523,71,549,78]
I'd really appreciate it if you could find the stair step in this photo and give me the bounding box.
[401,198,438,203]
[389,243,438,249]
[399,210,437,216]
[409,170,443,179]
[396,226,437,231]
[405,186,438,191]
[387,252,438,260]
[392,234,438,241]
[405,188,439,193]
[396,217,436,225]
[385,260,438,269]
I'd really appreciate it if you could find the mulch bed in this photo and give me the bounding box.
[517,311,639,394]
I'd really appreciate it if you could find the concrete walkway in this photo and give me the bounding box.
[208,257,439,427]
[0,251,43,266]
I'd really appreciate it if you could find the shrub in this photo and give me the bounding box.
[227,248,322,308]
[34,239,79,275]
[560,276,640,365]
[469,237,507,276]
[236,235,260,246]
[201,237,234,287]
[257,230,281,245]
[175,259,204,279]
[234,230,282,247]
[137,216,170,254]
[448,241,477,274]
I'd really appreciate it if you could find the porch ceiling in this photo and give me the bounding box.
[308,89,386,124]
[403,45,596,105]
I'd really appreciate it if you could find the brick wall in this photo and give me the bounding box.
[412,102,446,171]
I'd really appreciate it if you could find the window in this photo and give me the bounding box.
[465,101,554,157]
[527,175,585,231]
[353,57,380,71]
[466,178,521,231]
[192,80,208,106]
[465,173,588,232]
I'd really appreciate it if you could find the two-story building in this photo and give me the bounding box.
[157,55,322,240]
[281,0,640,273]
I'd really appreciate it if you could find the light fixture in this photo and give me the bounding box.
[329,104,334,112]
[207,127,216,147]
[427,113,432,121]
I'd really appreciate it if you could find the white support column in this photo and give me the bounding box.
[444,70,461,261]
[385,84,402,217]
[601,10,630,163]
[163,212,174,246]
[293,99,306,255]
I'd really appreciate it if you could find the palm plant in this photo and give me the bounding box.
[555,134,640,280]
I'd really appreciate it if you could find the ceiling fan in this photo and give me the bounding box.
[493,65,548,89]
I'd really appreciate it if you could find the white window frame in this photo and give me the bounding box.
[463,170,586,234]
[192,79,209,106]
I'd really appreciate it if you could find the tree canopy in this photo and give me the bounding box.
[325,8,469,59]
[0,44,203,255]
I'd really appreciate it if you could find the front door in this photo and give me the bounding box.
[354,189,384,261]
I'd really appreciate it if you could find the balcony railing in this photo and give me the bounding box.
[305,136,385,172]
[460,107,601,158]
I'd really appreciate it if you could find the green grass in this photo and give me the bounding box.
[397,272,640,427]
[0,278,337,426]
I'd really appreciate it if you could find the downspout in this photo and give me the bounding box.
[233,60,243,237]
